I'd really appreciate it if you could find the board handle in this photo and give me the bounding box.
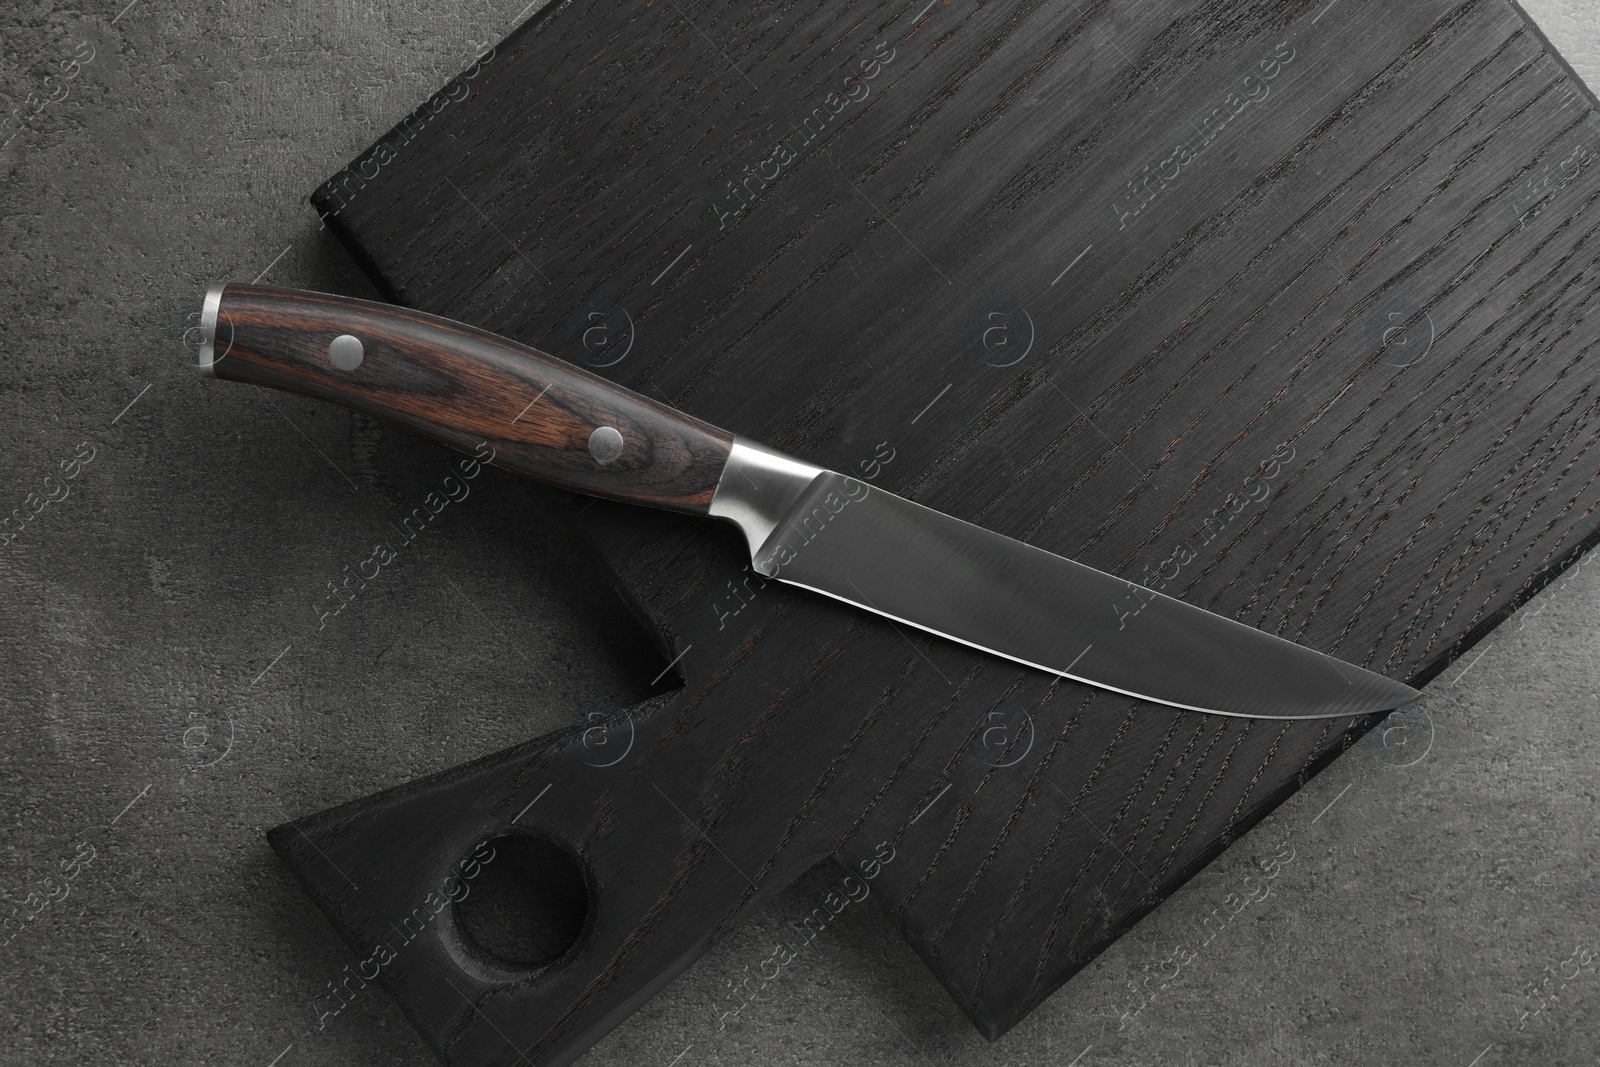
[268,697,833,1067]
[197,283,734,513]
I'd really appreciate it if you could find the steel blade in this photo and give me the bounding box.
[751,472,1419,719]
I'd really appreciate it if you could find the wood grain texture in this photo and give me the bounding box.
[268,0,1600,1063]
[211,284,733,511]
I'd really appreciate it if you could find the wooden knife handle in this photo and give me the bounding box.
[199,283,734,512]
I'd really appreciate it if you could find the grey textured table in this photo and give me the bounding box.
[1,2,1597,1066]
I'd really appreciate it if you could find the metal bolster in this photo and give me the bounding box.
[196,282,225,377]
[707,438,826,566]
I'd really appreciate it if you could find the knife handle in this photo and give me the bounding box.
[197,283,734,512]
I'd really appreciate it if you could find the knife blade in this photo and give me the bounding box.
[196,282,1419,719]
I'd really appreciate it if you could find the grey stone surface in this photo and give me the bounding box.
[1521,0,1600,91]
[1,2,1596,1066]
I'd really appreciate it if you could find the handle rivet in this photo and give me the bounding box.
[328,334,365,371]
[588,426,624,464]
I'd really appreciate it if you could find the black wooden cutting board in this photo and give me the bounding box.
[268,1,1600,1064]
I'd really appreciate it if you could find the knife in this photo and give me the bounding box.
[196,283,1418,719]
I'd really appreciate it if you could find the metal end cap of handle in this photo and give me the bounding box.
[196,282,225,376]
